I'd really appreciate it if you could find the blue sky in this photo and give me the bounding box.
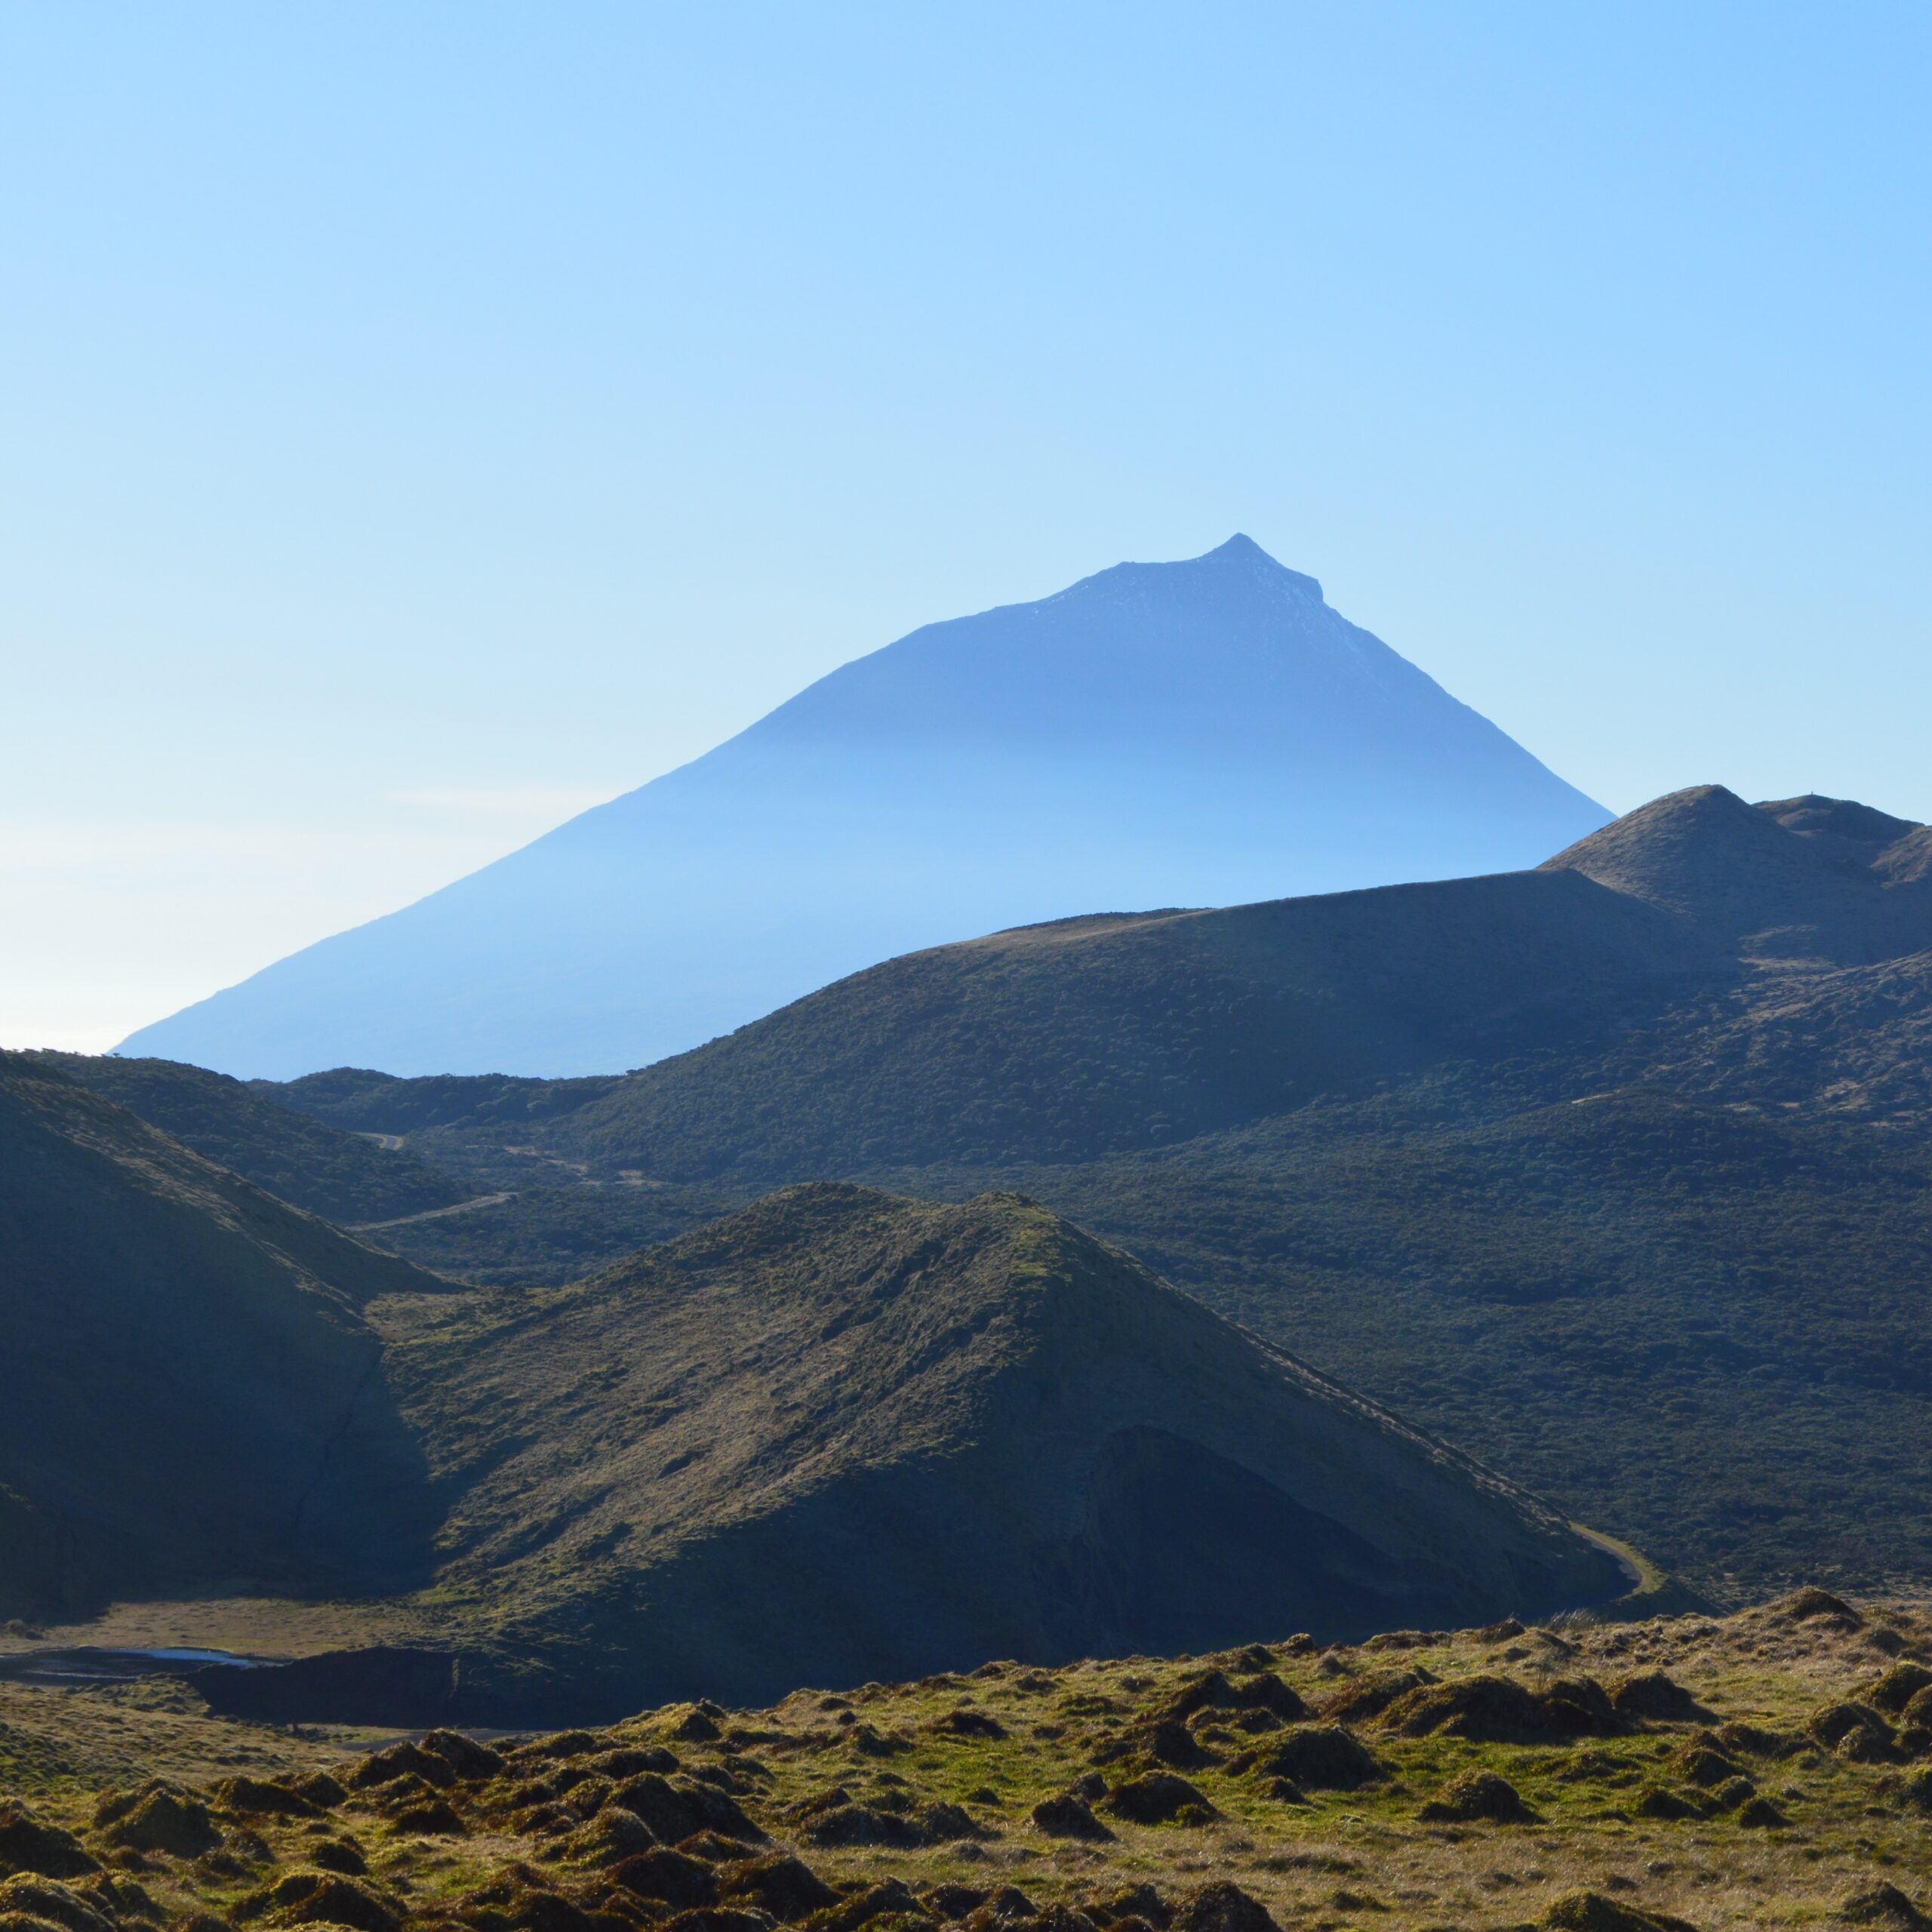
[5,2,1928,1050]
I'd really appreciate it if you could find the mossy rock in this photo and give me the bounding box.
[1608,1672,1708,1723]
[565,1805,657,1866]
[1809,1703,1894,1752]
[1635,1787,1703,1822]
[611,1850,719,1909]
[1417,1770,1538,1824]
[214,1777,325,1821]
[801,1804,928,1849]
[1140,1721,1214,1770]
[1101,1775,1216,1826]
[1670,1742,1741,1788]
[1841,1882,1930,1929]
[260,1872,401,1932]
[0,1806,97,1882]
[97,1786,218,1860]
[0,1878,115,1932]
[1175,1884,1279,1932]
[1031,1795,1112,1842]
[716,1854,840,1921]
[1380,1672,1620,1744]
[421,1729,507,1780]
[1249,1727,1383,1791]
[349,1742,457,1792]
[1543,1889,1700,1932]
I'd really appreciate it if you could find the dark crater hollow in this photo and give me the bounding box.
[1045,1426,1492,1654]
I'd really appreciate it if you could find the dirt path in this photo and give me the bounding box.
[352,1191,515,1232]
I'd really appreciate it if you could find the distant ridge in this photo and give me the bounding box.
[119,537,1608,1078]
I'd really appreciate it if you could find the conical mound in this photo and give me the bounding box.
[353,1183,1626,1718]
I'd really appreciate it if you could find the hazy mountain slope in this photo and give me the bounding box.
[31,1051,465,1224]
[0,1054,446,1621]
[368,1184,1623,1715]
[119,537,1607,1078]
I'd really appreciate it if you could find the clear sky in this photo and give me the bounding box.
[5,2,1928,1052]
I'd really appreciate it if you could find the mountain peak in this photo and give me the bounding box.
[117,546,1607,1078]
[1204,530,1274,565]
[1123,532,1324,602]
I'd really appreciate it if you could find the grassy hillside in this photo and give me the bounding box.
[0,1054,449,1622]
[288,789,1925,1186]
[358,1185,1622,1719]
[5,1589,1930,1932]
[525,873,1709,1180]
[32,1052,467,1225]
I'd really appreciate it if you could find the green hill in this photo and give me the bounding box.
[0,1073,1626,1714]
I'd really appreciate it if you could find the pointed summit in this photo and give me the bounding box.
[1197,531,1319,591]
[121,545,1609,1078]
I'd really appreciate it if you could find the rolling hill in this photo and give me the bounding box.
[117,537,1607,1078]
[517,786,1932,1177]
[0,1078,1632,1716]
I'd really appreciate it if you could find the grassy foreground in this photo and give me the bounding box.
[4,1591,1930,1932]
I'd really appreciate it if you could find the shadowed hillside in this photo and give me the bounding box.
[0,1054,448,1621]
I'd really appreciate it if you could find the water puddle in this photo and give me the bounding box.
[0,1645,275,1684]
